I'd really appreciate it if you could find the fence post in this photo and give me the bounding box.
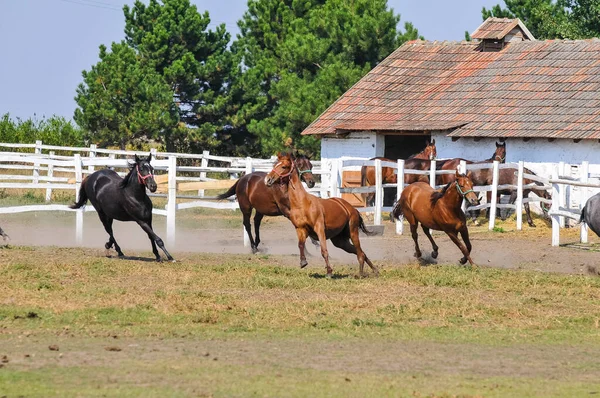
[558,161,566,228]
[580,161,589,243]
[516,161,524,230]
[198,150,209,197]
[551,165,560,246]
[429,159,436,188]
[243,157,253,247]
[150,148,157,161]
[33,140,42,184]
[108,153,115,170]
[459,160,467,213]
[88,144,97,175]
[396,159,405,235]
[330,159,341,198]
[74,154,83,245]
[374,158,382,225]
[488,160,500,230]
[45,151,55,202]
[320,160,330,199]
[167,156,177,248]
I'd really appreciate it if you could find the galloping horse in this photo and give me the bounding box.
[217,154,315,253]
[0,225,8,241]
[580,192,600,237]
[360,140,437,205]
[70,154,173,261]
[392,171,480,265]
[265,153,378,277]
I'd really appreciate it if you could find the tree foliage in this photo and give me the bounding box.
[231,0,421,156]
[482,0,600,39]
[0,114,84,149]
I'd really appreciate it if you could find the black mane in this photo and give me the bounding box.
[430,181,452,206]
[118,161,137,189]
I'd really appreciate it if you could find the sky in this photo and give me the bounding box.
[0,0,501,121]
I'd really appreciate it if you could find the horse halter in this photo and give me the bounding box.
[494,154,506,162]
[136,164,154,186]
[271,160,295,183]
[455,180,474,197]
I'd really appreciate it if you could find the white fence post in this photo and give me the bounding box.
[396,159,405,235]
[45,151,55,202]
[516,161,524,230]
[488,160,500,230]
[88,144,97,175]
[33,140,42,184]
[198,150,209,197]
[429,159,436,188]
[580,161,589,243]
[320,159,330,199]
[74,154,83,245]
[243,157,253,247]
[150,148,157,161]
[330,159,341,198]
[374,158,382,225]
[558,161,566,228]
[551,165,560,246]
[167,156,177,248]
[459,160,467,213]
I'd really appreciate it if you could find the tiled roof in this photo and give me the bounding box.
[302,39,600,140]
[471,17,534,41]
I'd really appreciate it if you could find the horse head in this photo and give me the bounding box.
[455,170,479,206]
[293,153,315,188]
[134,153,157,193]
[265,152,294,187]
[425,139,437,160]
[494,141,506,163]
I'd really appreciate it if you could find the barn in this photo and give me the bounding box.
[302,17,600,203]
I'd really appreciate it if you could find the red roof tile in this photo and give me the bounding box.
[302,38,600,140]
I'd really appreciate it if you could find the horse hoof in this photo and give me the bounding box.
[300,260,308,269]
[529,223,536,228]
[459,257,468,265]
[432,251,438,259]
[413,252,421,258]
[155,257,162,262]
[251,247,258,254]
[105,242,112,250]
[325,273,332,279]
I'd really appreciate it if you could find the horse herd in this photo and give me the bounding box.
[3,145,600,277]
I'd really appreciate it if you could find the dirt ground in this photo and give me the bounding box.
[0,209,598,275]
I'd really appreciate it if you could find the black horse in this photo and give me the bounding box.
[580,192,600,237]
[70,154,173,261]
[0,225,8,242]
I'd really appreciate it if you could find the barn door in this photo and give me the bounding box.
[342,170,366,207]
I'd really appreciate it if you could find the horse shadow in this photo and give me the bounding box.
[309,273,350,280]
[106,254,164,263]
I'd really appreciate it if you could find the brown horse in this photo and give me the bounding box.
[498,167,552,227]
[391,171,480,265]
[360,140,437,205]
[217,154,315,253]
[265,153,378,277]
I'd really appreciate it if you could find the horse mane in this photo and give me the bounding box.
[430,182,452,206]
[407,151,423,159]
[118,162,137,189]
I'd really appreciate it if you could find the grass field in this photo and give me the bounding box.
[1,244,600,397]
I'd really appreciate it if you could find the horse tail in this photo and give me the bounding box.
[580,205,586,225]
[216,180,239,200]
[69,177,88,209]
[358,213,377,236]
[390,199,404,221]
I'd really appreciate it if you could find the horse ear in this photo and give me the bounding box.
[466,171,473,179]
[496,142,500,147]
[431,138,435,145]
[502,141,506,147]
[147,153,152,162]
[134,154,140,163]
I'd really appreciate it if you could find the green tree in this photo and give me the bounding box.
[123,0,243,154]
[74,42,178,150]
[231,0,421,156]
[481,0,599,39]
[0,114,84,149]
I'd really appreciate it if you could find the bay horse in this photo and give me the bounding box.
[498,167,552,227]
[70,154,173,261]
[360,140,437,205]
[391,171,480,265]
[217,154,315,253]
[265,153,378,277]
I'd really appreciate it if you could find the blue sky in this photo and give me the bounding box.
[0,0,500,121]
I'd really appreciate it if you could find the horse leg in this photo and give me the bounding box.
[296,228,309,268]
[315,223,333,276]
[524,201,536,227]
[459,226,473,264]
[135,220,173,261]
[253,212,264,250]
[333,229,378,278]
[421,226,439,259]
[99,213,124,257]
[446,230,475,266]
[410,223,422,259]
[242,208,258,253]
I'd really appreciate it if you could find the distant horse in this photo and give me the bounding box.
[499,167,552,227]
[580,192,600,237]
[217,154,315,253]
[0,225,8,242]
[391,171,480,265]
[265,153,378,277]
[70,154,173,261]
[360,140,437,205]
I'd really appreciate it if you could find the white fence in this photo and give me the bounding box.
[0,141,328,247]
